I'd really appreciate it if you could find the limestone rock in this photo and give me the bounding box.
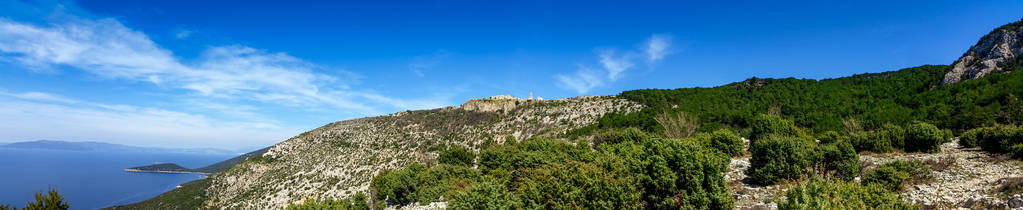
[942,19,1023,84]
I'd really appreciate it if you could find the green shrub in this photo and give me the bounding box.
[816,141,860,181]
[412,164,481,203]
[816,131,842,145]
[503,135,517,146]
[438,146,475,167]
[849,131,893,153]
[639,138,733,209]
[709,129,744,157]
[862,160,931,191]
[749,114,800,141]
[592,128,649,147]
[959,127,983,148]
[285,193,370,210]
[778,178,917,210]
[748,136,816,185]
[449,179,521,210]
[369,164,425,205]
[904,122,943,153]
[514,161,643,209]
[1010,144,1023,159]
[877,124,907,150]
[941,129,955,144]
[976,125,1022,153]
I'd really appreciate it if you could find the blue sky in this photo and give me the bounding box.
[1,0,1021,150]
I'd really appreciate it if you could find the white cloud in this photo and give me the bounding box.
[556,65,604,94]
[645,34,671,63]
[0,93,298,149]
[175,29,192,39]
[598,50,634,81]
[0,17,446,116]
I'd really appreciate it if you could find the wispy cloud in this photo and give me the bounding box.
[645,34,671,64]
[0,17,447,115]
[555,65,604,94]
[598,50,634,81]
[554,34,673,94]
[174,29,192,39]
[1,91,78,104]
[409,51,449,77]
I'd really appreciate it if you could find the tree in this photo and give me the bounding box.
[16,189,70,210]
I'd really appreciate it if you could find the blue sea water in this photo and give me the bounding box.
[0,148,233,210]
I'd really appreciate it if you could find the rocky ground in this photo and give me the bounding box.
[729,140,1023,210]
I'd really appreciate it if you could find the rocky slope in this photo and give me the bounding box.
[942,18,1023,84]
[728,140,1023,209]
[198,95,640,209]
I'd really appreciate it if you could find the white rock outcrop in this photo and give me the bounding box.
[942,19,1023,84]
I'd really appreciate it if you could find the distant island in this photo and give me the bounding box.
[0,140,235,155]
[125,147,271,174]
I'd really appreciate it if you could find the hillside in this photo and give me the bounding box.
[119,19,1023,210]
[114,96,640,209]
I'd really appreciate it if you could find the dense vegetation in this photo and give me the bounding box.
[959,125,1023,159]
[1,189,70,210]
[104,179,210,210]
[370,130,734,209]
[745,115,860,185]
[778,178,917,210]
[578,64,1023,137]
[285,193,370,210]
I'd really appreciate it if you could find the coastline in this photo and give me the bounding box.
[124,168,209,175]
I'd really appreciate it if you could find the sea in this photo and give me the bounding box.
[0,147,233,209]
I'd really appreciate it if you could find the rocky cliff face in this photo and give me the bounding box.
[200,96,641,209]
[941,19,1023,84]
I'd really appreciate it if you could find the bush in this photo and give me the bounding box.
[412,164,481,203]
[748,136,816,185]
[849,131,893,153]
[1011,144,1023,159]
[285,193,370,210]
[449,179,521,210]
[370,164,424,205]
[514,162,643,209]
[709,129,744,157]
[959,127,983,148]
[639,138,733,209]
[904,122,943,153]
[503,135,517,146]
[592,128,649,147]
[749,114,800,141]
[816,131,842,145]
[816,141,860,181]
[438,146,475,167]
[976,125,1022,154]
[877,124,907,150]
[862,160,931,191]
[778,178,917,210]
